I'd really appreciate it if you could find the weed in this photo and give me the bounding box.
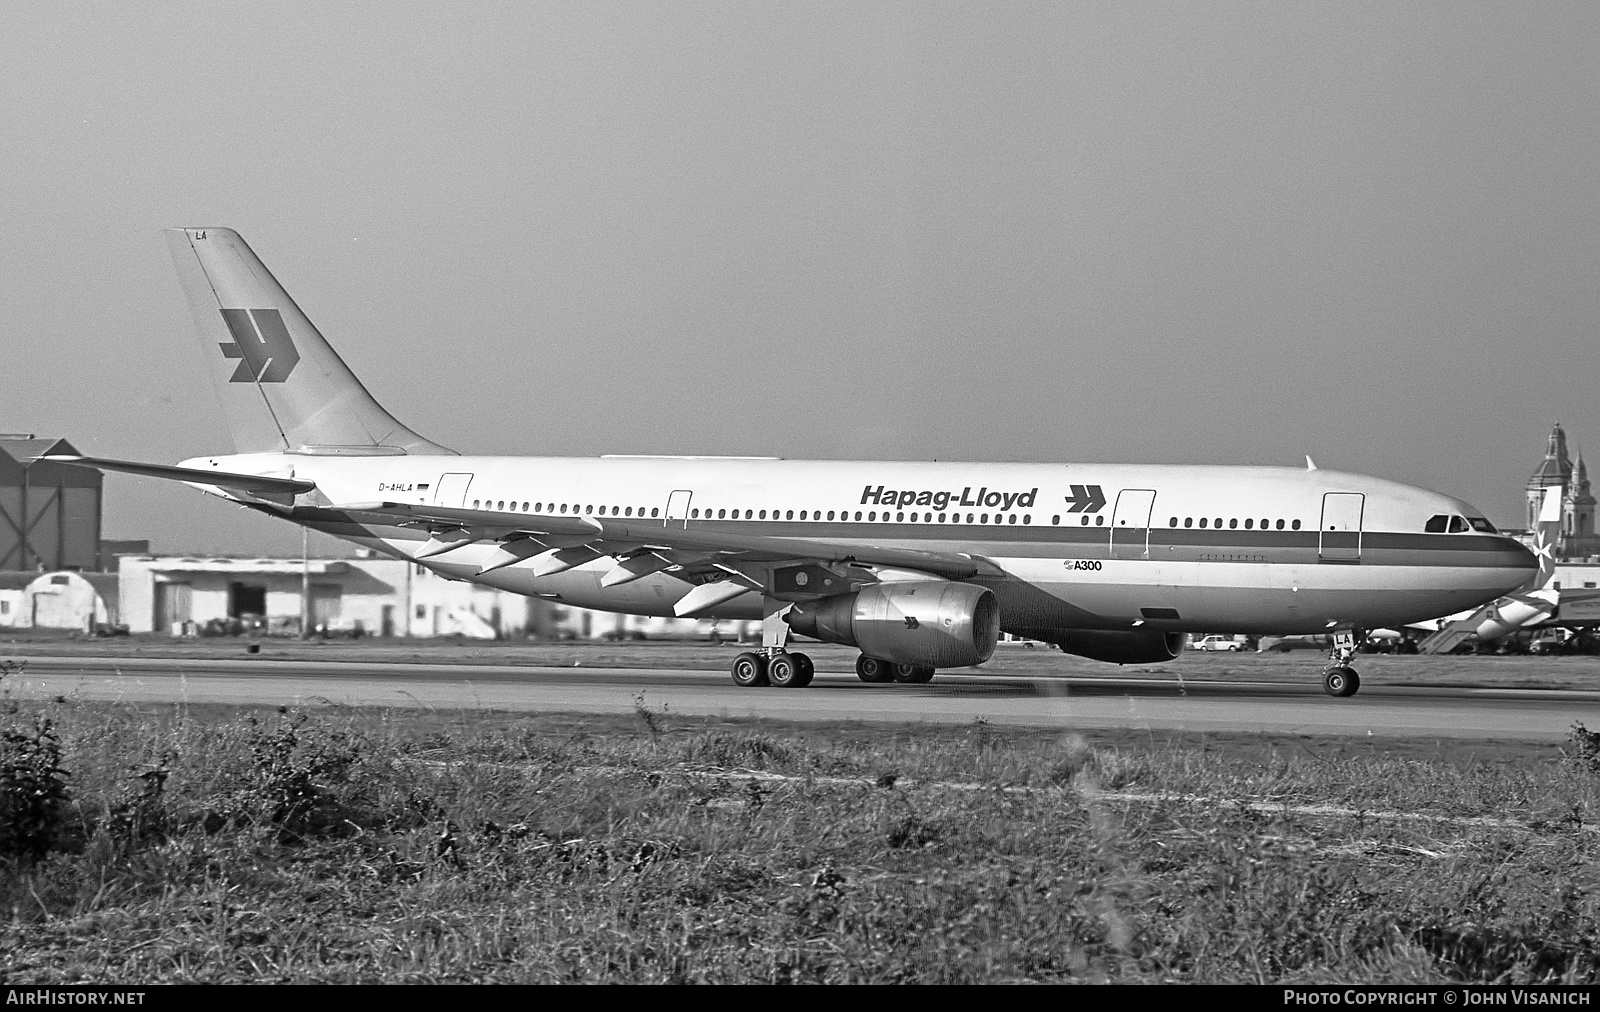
[1566,721,1600,774]
[680,731,795,770]
[229,710,363,840]
[0,714,73,864]
[103,764,172,851]
[886,813,943,849]
[632,691,662,738]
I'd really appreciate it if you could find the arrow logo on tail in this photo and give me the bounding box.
[1065,484,1106,513]
[218,308,300,383]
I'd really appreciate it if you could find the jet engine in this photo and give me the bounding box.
[786,581,999,669]
[1018,628,1186,664]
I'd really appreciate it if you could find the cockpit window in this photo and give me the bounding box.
[1425,514,1449,533]
[1449,515,1470,533]
[1468,517,1496,533]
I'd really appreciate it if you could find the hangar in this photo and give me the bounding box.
[0,435,102,572]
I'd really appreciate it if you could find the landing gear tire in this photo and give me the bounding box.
[1322,666,1360,698]
[891,662,934,684]
[769,652,813,689]
[790,652,815,687]
[731,651,768,688]
[856,655,893,683]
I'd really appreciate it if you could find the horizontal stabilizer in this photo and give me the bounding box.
[41,455,315,499]
[674,580,755,617]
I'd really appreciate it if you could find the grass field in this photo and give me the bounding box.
[3,653,1598,984]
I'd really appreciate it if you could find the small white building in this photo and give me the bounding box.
[115,554,756,641]
[0,571,118,631]
[117,555,541,638]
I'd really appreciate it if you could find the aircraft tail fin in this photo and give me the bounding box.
[164,227,454,456]
[1528,485,1563,590]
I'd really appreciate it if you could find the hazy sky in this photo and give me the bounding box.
[2,2,1597,555]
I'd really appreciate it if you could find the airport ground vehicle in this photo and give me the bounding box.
[49,228,1538,698]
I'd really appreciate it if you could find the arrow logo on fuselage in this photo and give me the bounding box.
[1065,484,1106,513]
[218,308,300,383]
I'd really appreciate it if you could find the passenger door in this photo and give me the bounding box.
[1110,489,1157,559]
[432,472,475,508]
[665,490,693,528]
[1319,492,1364,562]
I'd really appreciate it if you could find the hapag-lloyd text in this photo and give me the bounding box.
[861,485,1038,511]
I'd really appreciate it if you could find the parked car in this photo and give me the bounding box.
[1193,635,1247,652]
[1257,634,1332,653]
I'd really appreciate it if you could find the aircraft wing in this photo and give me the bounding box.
[40,455,316,502]
[332,500,1001,589]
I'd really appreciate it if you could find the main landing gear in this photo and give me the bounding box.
[730,650,814,688]
[1322,628,1362,698]
[856,655,934,684]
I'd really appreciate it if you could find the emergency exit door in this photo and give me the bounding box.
[1319,492,1364,562]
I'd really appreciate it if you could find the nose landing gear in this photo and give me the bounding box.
[1321,628,1363,697]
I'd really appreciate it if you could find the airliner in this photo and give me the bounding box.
[48,228,1538,697]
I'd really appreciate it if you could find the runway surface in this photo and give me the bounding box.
[9,654,1600,741]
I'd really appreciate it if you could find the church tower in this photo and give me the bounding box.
[1526,422,1573,531]
[1564,452,1598,558]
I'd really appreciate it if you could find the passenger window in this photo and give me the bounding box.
[1275,519,1284,530]
[691,508,699,518]
[854,511,862,521]
[1229,519,1237,529]
[1080,516,1089,526]
[1095,516,1104,526]
[1023,515,1030,524]
[1169,517,1178,527]
[651,508,659,517]
[827,510,835,520]
[1199,518,1207,528]
[1052,515,1061,525]
[1184,518,1192,528]
[786,510,794,520]
[1244,518,1253,529]
[1291,520,1300,530]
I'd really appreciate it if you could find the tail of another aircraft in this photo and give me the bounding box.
[1529,483,1563,590]
[164,227,454,456]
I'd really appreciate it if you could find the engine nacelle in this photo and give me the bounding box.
[787,581,1000,669]
[1019,628,1186,665]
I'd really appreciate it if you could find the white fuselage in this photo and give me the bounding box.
[179,452,1537,637]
